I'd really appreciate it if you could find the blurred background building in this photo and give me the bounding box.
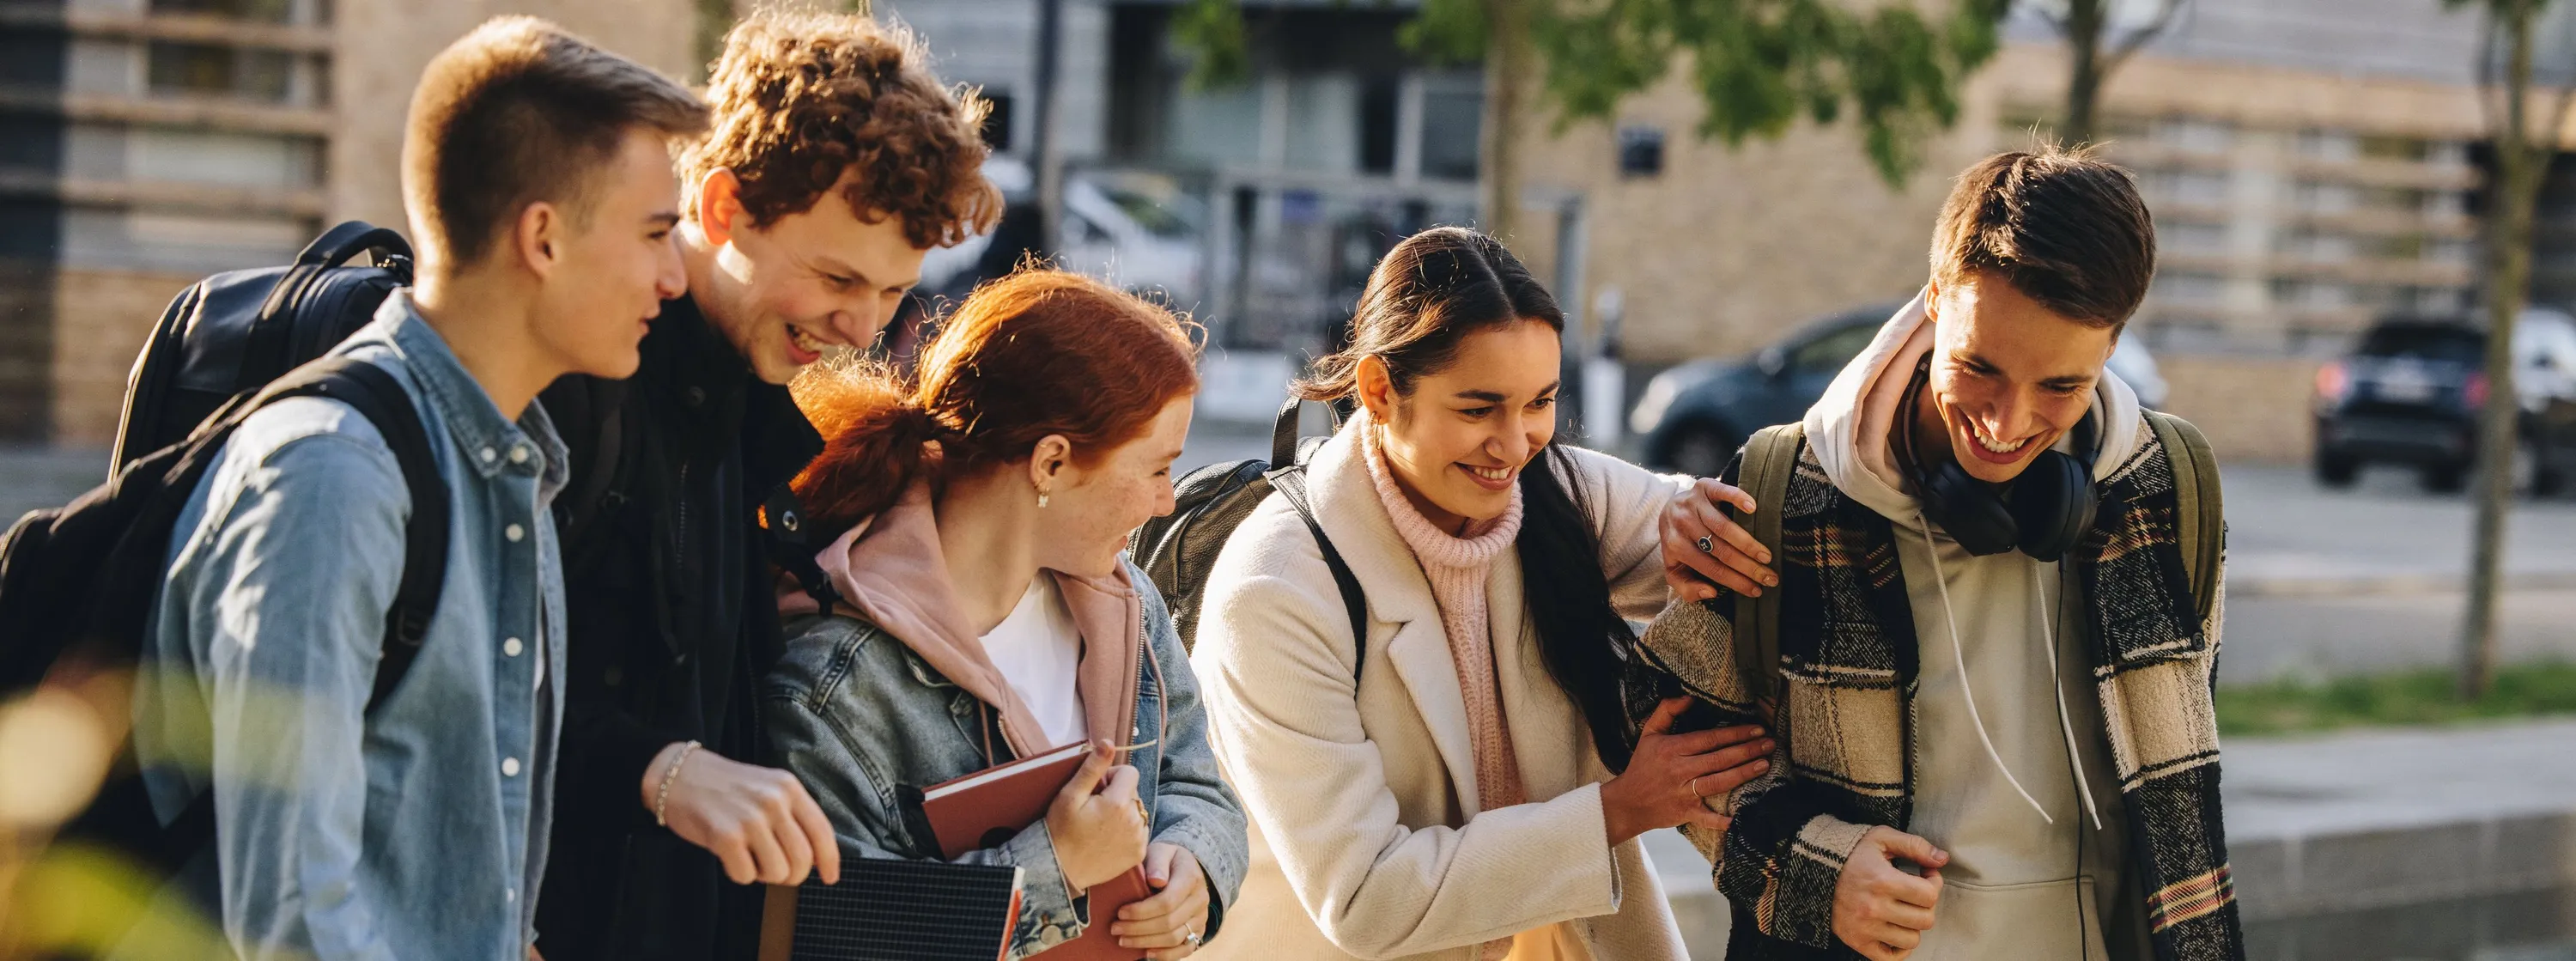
[0,0,2539,464]
[0,0,698,446]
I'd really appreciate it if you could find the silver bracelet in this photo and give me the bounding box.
[653,740,702,827]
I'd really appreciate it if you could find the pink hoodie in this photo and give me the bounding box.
[780,480,1148,762]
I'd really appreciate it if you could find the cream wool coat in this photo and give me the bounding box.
[1188,423,1693,961]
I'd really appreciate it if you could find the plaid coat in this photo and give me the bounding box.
[1632,416,2244,961]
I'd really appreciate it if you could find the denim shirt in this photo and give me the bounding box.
[136,292,570,960]
[765,562,1248,959]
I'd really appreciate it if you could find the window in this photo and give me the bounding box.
[2294,181,2357,215]
[1791,322,1878,374]
[2154,117,2233,155]
[2276,229,2354,261]
[2154,271,2225,306]
[147,42,293,102]
[2160,219,2227,254]
[2358,324,2483,363]
[1359,78,1398,174]
[2359,135,2426,161]
[980,91,1015,154]
[1418,87,1481,182]
[1618,125,1664,179]
[2298,129,2358,162]
[2272,278,2351,309]
[2155,169,2229,207]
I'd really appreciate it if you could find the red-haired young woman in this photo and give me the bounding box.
[763,270,1245,960]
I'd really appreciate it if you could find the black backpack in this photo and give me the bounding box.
[1127,399,1368,670]
[0,221,448,880]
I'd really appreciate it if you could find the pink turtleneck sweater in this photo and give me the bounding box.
[1359,420,1528,815]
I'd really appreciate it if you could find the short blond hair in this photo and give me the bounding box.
[403,16,711,266]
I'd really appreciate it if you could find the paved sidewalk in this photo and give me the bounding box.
[1644,719,2576,960]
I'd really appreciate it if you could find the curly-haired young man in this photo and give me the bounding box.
[532,10,999,960]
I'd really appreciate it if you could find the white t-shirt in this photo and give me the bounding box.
[979,576,1089,749]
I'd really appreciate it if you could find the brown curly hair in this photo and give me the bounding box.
[683,9,1001,248]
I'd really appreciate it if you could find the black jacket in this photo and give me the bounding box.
[532,297,822,961]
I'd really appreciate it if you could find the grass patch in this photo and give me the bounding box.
[2216,662,2576,737]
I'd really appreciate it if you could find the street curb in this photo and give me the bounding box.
[2232,808,2576,921]
[2229,571,2576,599]
[1652,806,2576,958]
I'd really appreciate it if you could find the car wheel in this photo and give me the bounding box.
[2314,451,2359,489]
[1664,423,1742,478]
[2422,463,2468,494]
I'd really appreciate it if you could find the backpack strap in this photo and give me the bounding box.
[1731,423,1804,714]
[298,359,453,705]
[2145,411,2224,631]
[156,356,451,867]
[1266,466,1370,683]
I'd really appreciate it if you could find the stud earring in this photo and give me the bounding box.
[1037,490,1050,509]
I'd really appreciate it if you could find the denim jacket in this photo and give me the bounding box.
[764,560,1247,958]
[135,293,569,960]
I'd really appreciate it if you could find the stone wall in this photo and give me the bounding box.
[49,267,201,447]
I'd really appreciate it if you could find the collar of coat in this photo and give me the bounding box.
[1637,416,2245,961]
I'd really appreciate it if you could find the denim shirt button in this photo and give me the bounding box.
[505,523,525,543]
[501,757,521,777]
[507,445,529,465]
[479,447,497,464]
[503,637,524,657]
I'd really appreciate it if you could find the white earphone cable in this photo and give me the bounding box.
[1917,512,2052,824]
[2036,563,2105,831]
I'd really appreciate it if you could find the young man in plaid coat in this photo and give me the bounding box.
[1648,146,2242,961]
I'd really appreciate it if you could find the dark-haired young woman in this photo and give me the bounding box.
[764,269,1245,960]
[1187,228,1773,961]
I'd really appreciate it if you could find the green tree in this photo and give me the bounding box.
[2453,0,2571,697]
[1176,0,2008,240]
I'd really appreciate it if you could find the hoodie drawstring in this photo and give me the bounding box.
[1917,511,2054,825]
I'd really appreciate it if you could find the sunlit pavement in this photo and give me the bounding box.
[1643,717,2576,960]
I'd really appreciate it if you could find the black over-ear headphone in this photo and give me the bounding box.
[1899,359,2100,562]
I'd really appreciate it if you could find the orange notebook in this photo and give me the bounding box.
[920,743,1152,961]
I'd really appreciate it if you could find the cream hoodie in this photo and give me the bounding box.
[1801,294,2154,961]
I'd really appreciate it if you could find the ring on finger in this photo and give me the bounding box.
[1133,798,1152,826]
[1689,774,1709,799]
[1188,928,1201,946]
[1695,534,1715,554]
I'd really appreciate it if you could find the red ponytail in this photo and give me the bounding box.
[790,269,1200,532]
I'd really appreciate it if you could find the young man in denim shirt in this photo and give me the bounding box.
[132,18,707,959]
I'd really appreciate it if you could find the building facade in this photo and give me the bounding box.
[0,0,698,445]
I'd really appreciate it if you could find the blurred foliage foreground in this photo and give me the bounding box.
[2217,661,2576,737]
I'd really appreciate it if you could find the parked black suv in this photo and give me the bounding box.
[2312,312,2576,494]
[1631,301,2169,476]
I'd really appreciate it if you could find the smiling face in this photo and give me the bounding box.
[527,126,690,380]
[1918,271,2118,484]
[1360,319,1561,532]
[689,167,929,384]
[1030,394,1194,578]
